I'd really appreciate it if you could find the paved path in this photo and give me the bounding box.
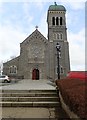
[1,106,69,119]
[2,107,55,119]
[0,79,56,90]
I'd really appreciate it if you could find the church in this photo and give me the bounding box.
[3,3,70,80]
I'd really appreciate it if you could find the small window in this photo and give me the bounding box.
[57,34,60,39]
[60,17,62,25]
[56,66,64,74]
[9,65,17,74]
[52,17,55,25]
[56,17,59,25]
[53,33,55,39]
[60,66,64,74]
[56,66,60,74]
[60,33,63,39]
[53,33,57,40]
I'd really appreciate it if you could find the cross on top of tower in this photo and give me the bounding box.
[54,2,57,5]
[35,26,38,29]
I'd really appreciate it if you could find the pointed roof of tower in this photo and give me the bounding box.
[49,2,66,11]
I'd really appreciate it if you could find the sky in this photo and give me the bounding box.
[0,0,86,71]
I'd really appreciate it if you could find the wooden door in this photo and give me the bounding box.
[32,69,39,80]
[36,69,39,80]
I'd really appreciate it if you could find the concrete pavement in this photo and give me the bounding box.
[0,79,56,90]
[2,107,56,119]
[2,106,70,119]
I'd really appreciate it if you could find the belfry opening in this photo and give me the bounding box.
[32,69,39,80]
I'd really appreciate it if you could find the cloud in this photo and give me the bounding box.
[68,28,85,71]
[22,2,33,23]
[66,10,84,28]
[60,0,86,10]
[35,2,45,10]
[22,2,45,23]
[38,10,48,39]
[0,24,27,62]
[0,2,3,14]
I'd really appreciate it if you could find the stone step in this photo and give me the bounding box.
[0,92,58,97]
[1,89,58,93]
[1,89,59,107]
[1,97,59,102]
[0,101,60,107]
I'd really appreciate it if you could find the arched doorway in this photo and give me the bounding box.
[32,69,39,80]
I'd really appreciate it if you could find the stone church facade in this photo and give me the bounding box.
[3,3,70,80]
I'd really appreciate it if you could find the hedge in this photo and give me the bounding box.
[56,78,86,119]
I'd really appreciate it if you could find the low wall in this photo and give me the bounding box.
[59,91,81,120]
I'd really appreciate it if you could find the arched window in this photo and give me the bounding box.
[60,17,62,25]
[60,66,64,74]
[57,33,60,39]
[56,17,59,25]
[52,17,55,25]
[54,33,56,39]
[56,66,64,74]
[60,33,63,39]
[9,65,17,74]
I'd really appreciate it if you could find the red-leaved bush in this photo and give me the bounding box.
[56,78,87,119]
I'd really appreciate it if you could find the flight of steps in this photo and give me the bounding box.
[0,89,60,107]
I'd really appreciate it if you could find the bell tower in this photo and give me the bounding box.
[47,2,70,79]
[47,2,67,42]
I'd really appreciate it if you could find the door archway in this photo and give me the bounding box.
[32,69,39,80]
